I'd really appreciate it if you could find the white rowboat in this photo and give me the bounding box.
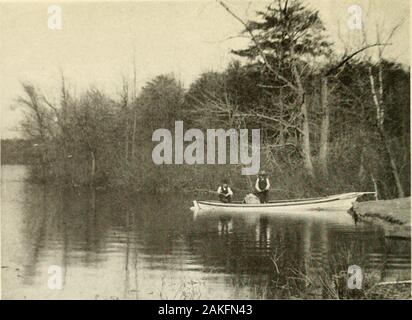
[191,192,375,215]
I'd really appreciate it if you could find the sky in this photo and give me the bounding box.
[0,0,409,138]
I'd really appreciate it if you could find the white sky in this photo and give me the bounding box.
[0,0,409,138]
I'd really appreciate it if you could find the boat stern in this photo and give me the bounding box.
[190,200,200,212]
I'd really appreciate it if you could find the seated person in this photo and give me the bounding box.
[217,180,233,203]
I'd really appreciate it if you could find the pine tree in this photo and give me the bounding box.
[228,0,332,177]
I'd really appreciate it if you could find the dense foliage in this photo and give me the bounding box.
[1,139,37,165]
[8,0,410,199]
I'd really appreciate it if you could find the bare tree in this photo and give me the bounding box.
[119,77,130,163]
[363,21,406,198]
[217,0,330,178]
[319,43,387,176]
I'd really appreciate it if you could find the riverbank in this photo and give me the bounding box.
[350,197,410,238]
[349,197,411,299]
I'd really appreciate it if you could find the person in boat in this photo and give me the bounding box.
[217,179,234,203]
[255,171,270,203]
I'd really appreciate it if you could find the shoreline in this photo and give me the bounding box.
[349,197,411,239]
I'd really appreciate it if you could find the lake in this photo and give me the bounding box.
[1,165,410,299]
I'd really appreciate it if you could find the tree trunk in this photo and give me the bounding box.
[319,76,329,176]
[368,66,405,198]
[131,110,137,159]
[358,149,365,181]
[371,174,379,200]
[301,96,315,178]
[291,57,315,178]
[379,128,405,198]
[125,116,129,162]
[90,151,96,184]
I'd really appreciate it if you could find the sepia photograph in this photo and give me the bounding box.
[1,0,410,301]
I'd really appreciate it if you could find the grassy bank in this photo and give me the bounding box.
[350,197,411,238]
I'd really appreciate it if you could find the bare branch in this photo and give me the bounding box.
[325,43,390,76]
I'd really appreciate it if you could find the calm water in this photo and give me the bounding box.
[1,165,410,299]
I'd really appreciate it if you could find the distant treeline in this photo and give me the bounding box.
[1,139,37,165]
[14,0,410,199]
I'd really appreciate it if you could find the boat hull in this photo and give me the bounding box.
[191,192,372,215]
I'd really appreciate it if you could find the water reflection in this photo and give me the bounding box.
[217,216,233,235]
[255,217,271,247]
[1,165,410,299]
